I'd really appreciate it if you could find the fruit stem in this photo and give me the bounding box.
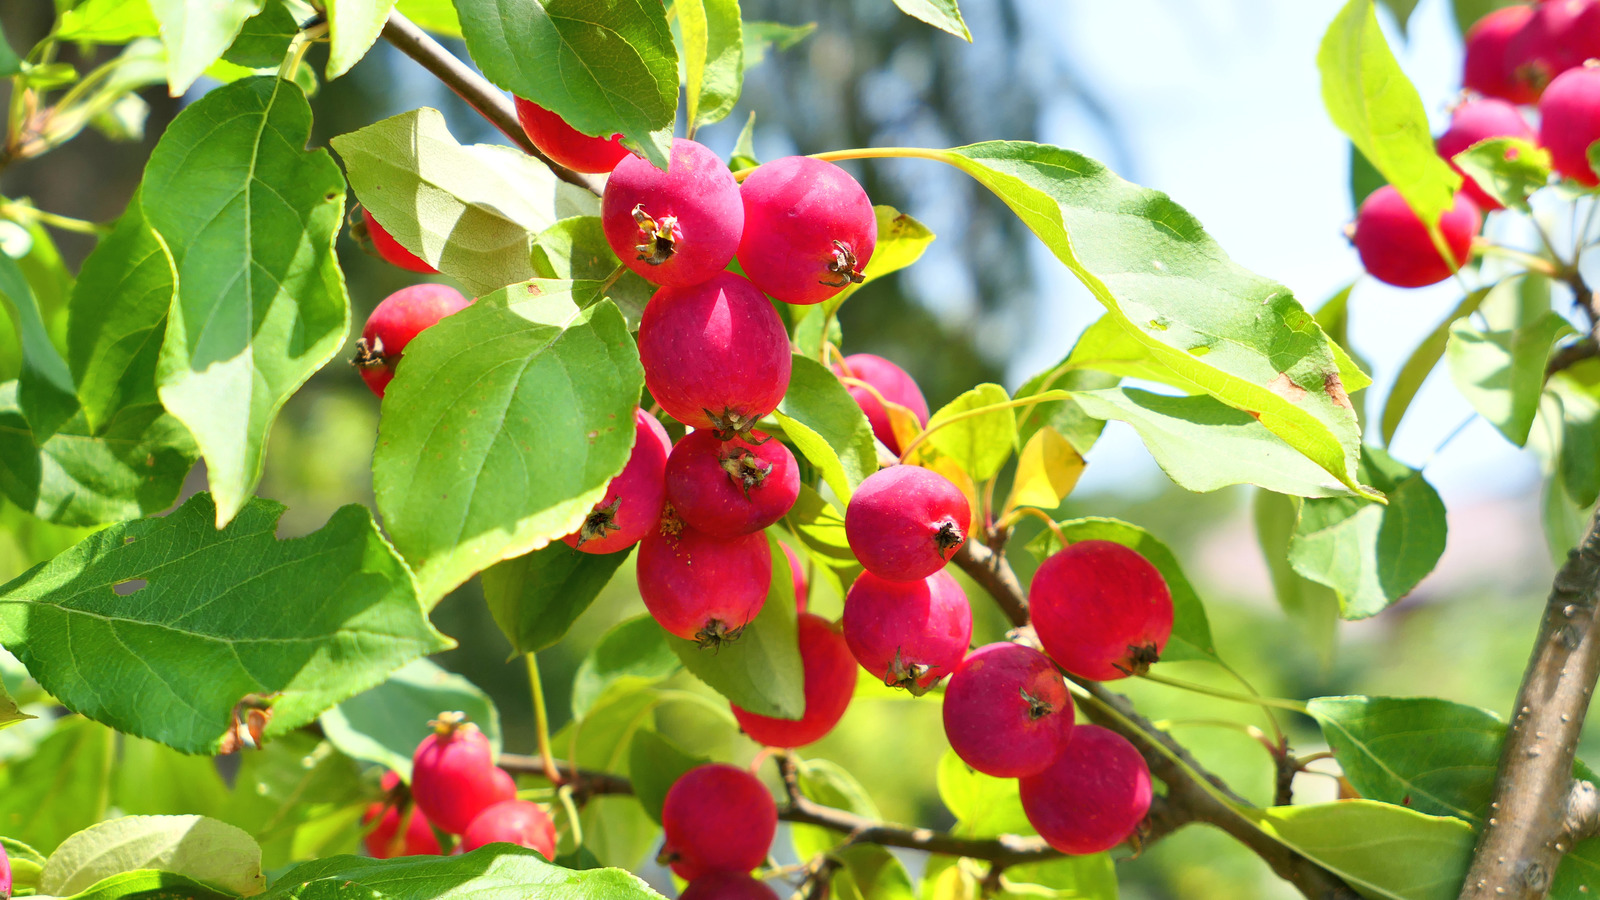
[1135,670,1309,715]
[0,202,105,236]
[279,20,328,84]
[897,396,1059,464]
[557,783,583,847]
[524,653,564,785]
[1472,238,1560,277]
[1001,505,1067,552]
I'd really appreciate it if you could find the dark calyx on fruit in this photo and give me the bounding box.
[719,449,773,499]
[572,498,624,547]
[633,205,679,266]
[822,240,866,288]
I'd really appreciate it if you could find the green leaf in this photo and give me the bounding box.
[217,732,365,867]
[1245,801,1473,900]
[0,22,21,77]
[1378,0,1422,33]
[1319,0,1460,234]
[730,111,759,169]
[143,77,348,527]
[1451,0,1520,36]
[371,283,642,606]
[113,736,230,818]
[627,728,706,824]
[223,0,300,69]
[679,0,742,131]
[54,869,239,900]
[1350,142,1388,209]
[40,815,263,897]
[831,844,917,900]
[0,675,33,730]
[1072,388,1355,498]
[332,108,597,297]
[819,206,937,315]
[2,838,46,895]
[1012,321,1124,455]
[936,749,1033,838]
[319,658,502,780]
[1381,288,1488,446]
[0,492,448,755]
[1446,310,1573,446]
[0,253,75,436]
[1314,283,1374,397]
[791,757,878,860]
[1288,446,1447,619]
[570,614,680,720]
[262,846,664,900]
[784,484,858,569]
[55,0,161,45]
[921,383,1015,482]
[889,0,971,40]
[1253,489,1340,666]
[482,542,632,655]
[775,354,878,503]
[148,0,266,95]
[396,0,463,37]
[1454,137,1552,212]
[1549,375,1600,507]
[668,536,804,718]
[921,142,1370,498]
[740,20,814,73]
[325,0,395,78]
[1000,856,1118,899]
[454,0,678,168]
[531,216,651,328]
[0,717,112,854]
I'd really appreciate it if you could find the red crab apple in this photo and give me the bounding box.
[354,284,471,397]
[941,642,1074,778]
[1541,63,1600,186]
[1436,99,1535,210]
[563,408,673,553]
[832,353,930,455]
[731,613,855,747]
[736,156,878,305]
[359,207,436,274]
[1506,0,1600,101]
[842,568,971,694]
[1351,186,1480,288]
[410,712,516,835]
[636,513,771,646]
[1029,540,1173,682]
[660,764,777,880]
[680,872,781,900]
[1464,4,1540,104]
[363,771,441,858]
[782,542,809,613]
[1019,724,1153,855]
[460,799,557,860]
[664,429,800,538]
[601,138,743,286]
[513,97,629,174]
[844,465,970,581]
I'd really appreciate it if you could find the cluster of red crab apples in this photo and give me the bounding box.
[350,102,1179,876]
[1352,0,1600,288]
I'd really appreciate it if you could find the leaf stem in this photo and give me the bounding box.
[1472,238,1560,277]
[558,783,584,846]
[897,395,1062,464]
[525,652,563,785]
[598,263,626,296]
[1134,670,1309,714]
[1000,505,1066,552]
[1,202,105,235]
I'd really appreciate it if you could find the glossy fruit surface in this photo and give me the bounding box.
[563,409,673,553]
[355,284,471,397]
[601,138,743,286]
[460,799,558,859]
[1541,64,1600,186]
[737,156,877,304]
[1351,185,1479,288]
[782,542,809,613]
[842,569,971,693]
[1507,0,1600,100]
[665,429,800,538]
[363,771,441,858]
[679,872,781,900]
[410,713,515,835]
[637,517,771,646]
[660,764,777,879]
[1436,99,1535,210]
[1464,4,1540,103]
[844,466,970,581]
[638,272,792,433]
[732,613,855,747]
[1029,540,1173,681]
[942,643,1073,777]
[1019,724,1153,855]
[833,354,930,455]
[513,96,629,174]
[361,208,437,273]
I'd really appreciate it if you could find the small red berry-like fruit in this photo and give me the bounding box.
[732,613,855,747]
[637,514,771,646]
[844,466,970,581]
[736,156,877,305]
[1020,724,1153,855]
[660,764,777,879]
[782,542,809,613]
[410,712,516,835]
[1541,64,1600,186]
[665,429,800,538]
[1464,5,1540,104]
[353,284,471,397]
[601,138,743,287]
[563,409,673,553]
[513,96,629,174]
[1436,99,1535,210]
[832,354,930,455]
[680,872,781,900]
[363,771,441,858]
[1351,186,1480,288]
[842,569,971,694]
[638,272,792,435]
[941,643,1073,778]
[1507,0,1600,101]
[1029,540,1173,681]
[357,207,438,274]
[460,799,558,860]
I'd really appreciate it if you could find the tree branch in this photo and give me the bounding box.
[1547,268,1600,378]
[378,11,604,196]
[1458,507,1600,899]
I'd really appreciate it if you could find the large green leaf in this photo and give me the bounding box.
[396,0,462,36]
[1548,374,1600,507]
[325,0,395,78]
[1447,311,1573,446]
[678,0,742,132]
[890,0,970,40]
[54,0,162,43]
[0,22,21,77]
[1453,137,1551,213]
[570,614,680,720]
[626,728,705,824]
[1072,388,1355,498]
[143,76,348,527]
[216,732,365,868]
[319,658,502,780]
[1381,288,1488,446]
[0,253,75,435]
[1288,446,1446,619]
[936,749,1032,838]
[262,846,663,899]
[454,0,677,168]
[0,717,112,854]
[791,757,879,860]
[51,870,238,900]
[148,0,265,95]
[1247,801,1473,900]
[39,815,263,897]
[1319,0,1460,232]
[482,542,632,655]
[0,493,447,755]
[922,383,1015,482]
[914,142,1369,497]
[531,216,651,328]
[223,0,300,69]
[775,354,878,503]
[372,283,642,605]
[830,844,916,900]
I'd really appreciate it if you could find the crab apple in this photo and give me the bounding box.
[1351,186,1479,288]
[563,409,673,553]
[782,542,809,613]
[1464,4,1540,103]
[843,569,971,694]
[731,613,855,747]
[1541,64,1600,186]
[359,207,437,274]
[941,643,1074,778]
[513,97,629,174]
[0,842,9,900]
[665,429,800,538]
[636,515,771,646]
[660,764,777,879]
[638,272,792,434]
[362,771,441,858]
[680,872,781,900]
[460,799,558,859]
[600,138,743,286]
[1029,540,1173,681]
[832,354,930,455]
[353,284,471,397]
[1508,0,1600,99]
[736,156,877,305]
[1436,99,1535,210]
[410,712,516,835]
[845,465,970,582]
[1021,724,1152,855]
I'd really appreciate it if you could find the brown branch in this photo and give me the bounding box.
[1458,508,1600,899]
[953,539,1028,625]
[499,753,633,802]
[1548,268,1600,379]
[378,11,603,196]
